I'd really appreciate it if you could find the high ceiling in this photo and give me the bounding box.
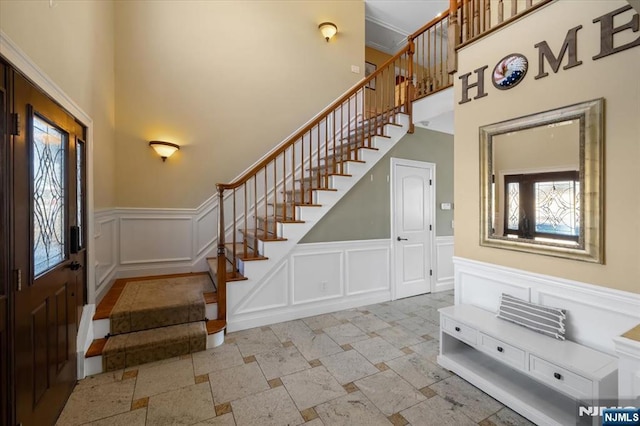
[365,0,449,54]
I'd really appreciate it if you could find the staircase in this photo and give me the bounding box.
[212,107,411,329]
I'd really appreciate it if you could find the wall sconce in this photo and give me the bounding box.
[319,22,337,42]
[149,140,180,162]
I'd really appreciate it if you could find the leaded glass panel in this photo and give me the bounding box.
[33,115,66,276]
[507,182,519,231]
[535,180,579,237]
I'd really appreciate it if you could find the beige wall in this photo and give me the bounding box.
[0,0,117,209]
[454,0,640,293]
[114,0,365,208]
[302,127,454,242]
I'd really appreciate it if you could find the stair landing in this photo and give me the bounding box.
[85,273,226,375]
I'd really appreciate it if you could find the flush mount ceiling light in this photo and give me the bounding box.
[149,140,180,162]
[319,22,338,42]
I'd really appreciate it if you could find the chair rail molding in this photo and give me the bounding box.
[453,256,640,355]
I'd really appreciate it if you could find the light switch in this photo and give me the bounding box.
[351,65,360,74]
[441,202,452,210]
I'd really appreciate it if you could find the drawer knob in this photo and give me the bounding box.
[455,326,461,332]
[554,372,562,380]
[497,346,504,353]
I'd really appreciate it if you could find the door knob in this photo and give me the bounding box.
[397,236,408,241]
[67,261,82,271]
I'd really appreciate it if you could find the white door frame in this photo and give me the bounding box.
[390,157,436,300]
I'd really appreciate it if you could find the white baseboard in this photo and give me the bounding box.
[453,256,640,355]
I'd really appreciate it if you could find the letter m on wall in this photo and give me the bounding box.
[534,26,583,79]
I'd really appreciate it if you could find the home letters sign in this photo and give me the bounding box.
[458,5,640,104]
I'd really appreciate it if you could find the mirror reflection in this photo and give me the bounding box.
[492,120,580,246]
[480,99,603,263]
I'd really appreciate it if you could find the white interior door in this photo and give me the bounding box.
[392,158,435,299]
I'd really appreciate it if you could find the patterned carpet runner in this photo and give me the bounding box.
[102,275,214,371]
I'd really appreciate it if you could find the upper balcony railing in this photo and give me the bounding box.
[444,0,553,73]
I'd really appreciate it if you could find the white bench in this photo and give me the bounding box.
[437,304,618,426]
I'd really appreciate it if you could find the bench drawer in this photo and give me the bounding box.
[442,316,477,346]
[529,355,593,399]
[478,332,526,371]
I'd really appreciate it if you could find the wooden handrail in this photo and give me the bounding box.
[217,44,411,191]
[408,9,451,41]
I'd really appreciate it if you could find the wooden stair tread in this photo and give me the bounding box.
[241,229,288,242]
[207,258,248,282]
[258,216,305,224]
[86,338,108,358]
[203,291,218,304]
[287,187,338,192]
[206,320,227,335]
[309,160,365,172]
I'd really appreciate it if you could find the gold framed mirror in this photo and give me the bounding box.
[480,98,604,263]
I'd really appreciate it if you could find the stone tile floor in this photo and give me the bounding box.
[56,291,535,425]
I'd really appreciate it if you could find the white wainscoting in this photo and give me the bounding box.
[92,196,218,303]
[434,236,454,292]
[453,257,640,355]
[227,239,393,332]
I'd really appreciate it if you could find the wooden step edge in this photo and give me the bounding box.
[256,216,303,224]
[246,235,288,242]
[299,173,352,180]
[206,319,227,335]
[272,201,322,208]
[203,291,218,304]
[86,338,108,358]
[225,271,248,282]
[294,203,322,208]
[289,186,338,192]
[238,255,269,262]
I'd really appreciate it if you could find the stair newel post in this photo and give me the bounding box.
[216,184,227,322]
[407,39,415,133]
[307,130,312,198]
[262,166,267,241]
[300,134,306,205]
[282,152,287,222]
[291,141,296,221]
[317,125,322,189]
[448,0,461,74]
[272,160,277,238]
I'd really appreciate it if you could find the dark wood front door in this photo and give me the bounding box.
[10,66,86,426]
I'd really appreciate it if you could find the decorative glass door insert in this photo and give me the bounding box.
[32,114,67,276]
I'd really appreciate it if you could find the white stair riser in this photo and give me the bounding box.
[94,319,109,340]
[205,303,218,320]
